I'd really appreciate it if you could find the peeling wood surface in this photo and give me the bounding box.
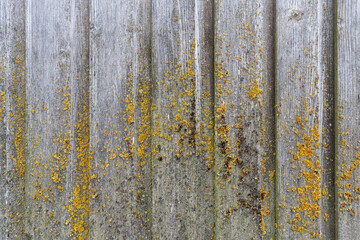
[1,1,360,239]
[336,1,360,239]
[214,0,275,239]
[276,0,335,239]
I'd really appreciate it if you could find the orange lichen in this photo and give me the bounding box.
[284,100,323,237]
[247,80,262,100]
[340,152,360,180]
[67,102,91,240]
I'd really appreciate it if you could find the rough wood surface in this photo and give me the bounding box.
[0,1,26,239]
[336,1,360,239]
[0,2,5,237]
[151,0,215,239]
[89,0,152,239]
[2,1,360,239]
[276,0,335,239]
[25,1,89,239]
[214,1,276,239]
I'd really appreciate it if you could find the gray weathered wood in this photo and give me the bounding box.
[214,1,276,239]
[276,0,335,239]
[151,0,215,239]
[0,0,26,239]
[335,1,360,239]
[0,2,5,236]
[5,1,360,239]
[89,0,152,239]
[25,1,89,239]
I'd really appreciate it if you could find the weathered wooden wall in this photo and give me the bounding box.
[0,0,359,239]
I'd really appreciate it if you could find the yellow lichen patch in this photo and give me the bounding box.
[0,91,5,119]
[338,134,360,214]
[125,93,135,124]
[175,113,183,121]
[340,156,360,181]
[247,80,262,100]
[66,87,91,240]
[284,101,323,237]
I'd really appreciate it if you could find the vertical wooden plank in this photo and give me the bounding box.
[89,0,152,239]
[151,0,215,239]
[0,0,27,239]
[214,1,275,239]
[336,1,360,239]
[276,0,335,239]
[25,0,90,239]
[0,2,5,236]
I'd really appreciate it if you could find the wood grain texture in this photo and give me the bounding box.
[0,1,27,239]
[151,0,215,239]
[89,0,152,239]
[276,0,335,239]
[336,1,360,239]
[25,1,89,239]
[5,1,360,239]
[214,1,276,239]
[0,2,5,236]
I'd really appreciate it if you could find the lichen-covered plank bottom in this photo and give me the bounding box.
[276,1,335,239]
